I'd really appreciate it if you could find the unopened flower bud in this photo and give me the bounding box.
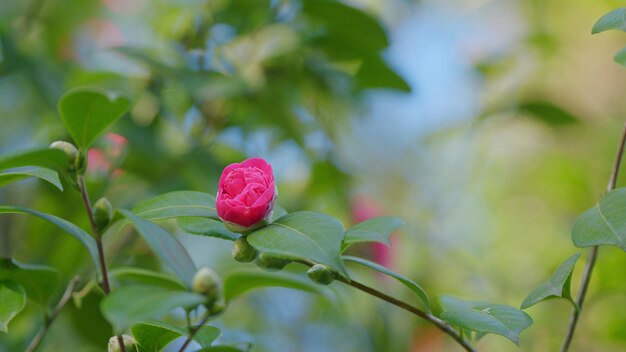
[50,140,78,168]
[108,335,136,352]
[255,253,290,272]
[93,197,113,231]
[232,236,258,263]
[192,267,223,303]
[307,264,335,285]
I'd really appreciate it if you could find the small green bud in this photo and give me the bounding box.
[192,267,223,303]
[93,197,113,231]
[255,253,290,272]
[307,264,335,285]
[108,335,137,352]
[50,140,79,169]
[232,236,258,263]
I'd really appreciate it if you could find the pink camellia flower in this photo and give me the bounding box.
[217,158,276,231]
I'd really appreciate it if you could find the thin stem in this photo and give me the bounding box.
[560,123,626,352]
[25,276,81,352]
[178,312,212,352]
[77,175,126,352]
[293,259,474,351]
[336,276,476,352]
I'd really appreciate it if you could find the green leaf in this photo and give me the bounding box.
[517,101,578,126]
[247,211,347,275]
[521,253,580,309]
[572,188,626,251]
[439,296,533,345]
[0,148,69,190]
[342,216,405,252]
[110,268,186,291]
[131,321,187,352]
[224,270,334,303]
[592,8,626,34]
[195,347,244,352]
[178,218,239,241]
[614,46,626,67]
[0,259,60,305]
[302,0,388,59]
[119,210,197,287]
[0,167,62,191]
[0,280,26,333]
[0,206,100,273]
[193,325,221,348]
[342,255,429,311]
[101,286,205,332]
[58,87,130,148]
[133,191,218,221]
[356,56,411,92]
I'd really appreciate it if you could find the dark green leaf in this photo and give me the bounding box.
[0,259,60,304]
[178,217,239,241]
[101,286,205,332]
[342,255,429,311]
[0,206,100,273]
[302,0,388,59]
[110,268,186,291]
[133,191,218,221]
[0,280,26,333]
[247,211,347,275]
[521,253,580,309]
[572,188,626,251]
[58,87,130,148]
[342,216,405,252]
[439,296,533,345]
[592,8,626,34]
[356,56,411,92]
[131,321,187,352]
[119,210,197,287]
[0,167,62,191]
[517,101,578,126]
[224,270,334,302]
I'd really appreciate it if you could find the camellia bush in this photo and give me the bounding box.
[3,6,626,352]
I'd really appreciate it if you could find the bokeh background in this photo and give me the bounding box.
[2,0,626,351]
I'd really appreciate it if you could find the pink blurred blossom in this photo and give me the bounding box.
[87,133,128,179]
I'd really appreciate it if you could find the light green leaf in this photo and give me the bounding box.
[58,87,130,148]
[133,191,218,221]
[572,188,626,251]
[342,216,405,252]
[247,211,346,275]
[101,286,205,332]
[521,253,580,309]
[178,218,239,241]
[0,259,60,305]
[270,205,288,222]
[0,167,62,191]
[193,325,221,348]
[0,206,100,273]
[131,321,187,352]
[119,210,197,287]
[110,268,186,291]
[342,255,429,311]
[614,46,626,67]
[592,8,626,34]
[224,270,334,303]
[0,280,26,333]
[439,296,533,345]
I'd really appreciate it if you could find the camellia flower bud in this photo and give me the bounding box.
[108,335,136,352]
[50,140,79,168]
[255,253,290,272]
[307,264,335,285]
[192,267,223,303]
[93,197,113,231]
[216,158,276,233]
[232,236,258,263]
